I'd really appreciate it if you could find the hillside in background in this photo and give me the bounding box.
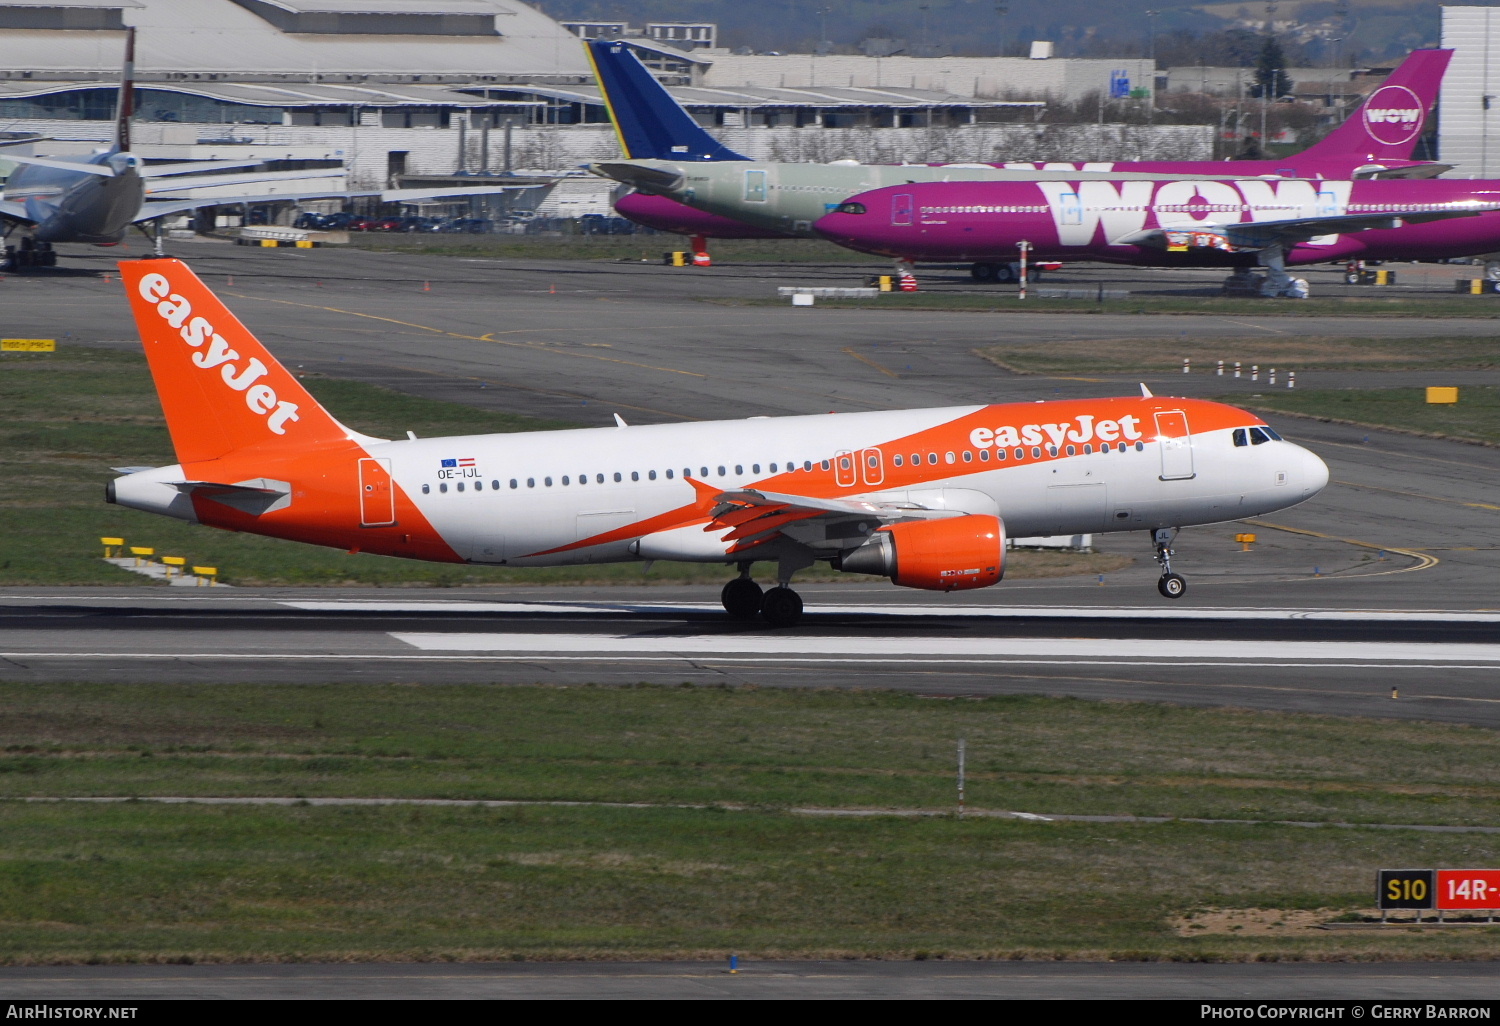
[531,0,1452,63]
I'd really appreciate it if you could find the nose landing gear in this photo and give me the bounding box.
[1153,527,1187,599]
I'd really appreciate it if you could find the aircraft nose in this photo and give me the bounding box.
[1298,445,1330,497]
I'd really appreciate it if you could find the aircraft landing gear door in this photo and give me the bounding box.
[892,193,914,226]
[861,447,885,487]
[1154,411,1195,481]
[359,458,396,526]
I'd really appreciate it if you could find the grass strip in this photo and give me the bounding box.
[1,685,1499,962]
[978,336,1500,377]
[1237,387,1500,446]
[0,347,1123,586]
[728,294,1500,318]
[343,234,879,264]
[3,685,1498,827]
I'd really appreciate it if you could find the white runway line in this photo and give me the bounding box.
[280,599,1500,622]
[390,632,1500,664]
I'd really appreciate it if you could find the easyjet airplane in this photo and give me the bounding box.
[107,259,1329,624]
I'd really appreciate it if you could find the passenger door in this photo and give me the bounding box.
[1154,410,1195,481]
[892,192,914,226]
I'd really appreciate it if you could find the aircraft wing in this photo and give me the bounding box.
[136,184,538,222]
[1114,207,1487,251]
[690,481,962,555]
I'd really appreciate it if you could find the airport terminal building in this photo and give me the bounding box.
[0,0,1207,195]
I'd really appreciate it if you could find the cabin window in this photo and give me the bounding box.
[492,480,500,490]
[981,449,992,462]
[527,478,535,488]
[893,454,903,467]
[510,479,518,489]
[439,483,448,493]
[1134,441,1145,451]
[719,466,727,477]
[1031,447,1041,459]
[753,464,761,474]
[911,453,920,465]
[804,461,813,471]
[1015,448,1025,460]
[1047,446,1057,457]
[736,464,745,475]
[962,451,972,463]
[1083,445,1092,455]
[544,477,553,486]
[1066,445,1076,456]
[649,470,657,480]
[562,476,570,486]
[945,452,955,464]
[613,472,622,482]
[457,482,465,492]
[597,473,605,484]
[421,484,430,494]
[665,469,674,479]
[821,460,831,471]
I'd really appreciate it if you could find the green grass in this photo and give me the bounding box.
[731,293,1500,318]
[344,233,879,264]
[980,336,1500,377]
[0,346,1123,586]
[1,685,1498,962]
[1237,387,1500,445]
[4,685,1498,826]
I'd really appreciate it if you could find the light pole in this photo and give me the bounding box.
[995,2,1009,57]
[1146,9,1158,125]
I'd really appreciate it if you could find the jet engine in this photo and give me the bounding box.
[835,514,1005,591]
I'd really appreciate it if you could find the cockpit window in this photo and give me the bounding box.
[1262,426,1282,441]
[1232,428,1248,447]
[1249,427,1272,445]
[834,201,866,215]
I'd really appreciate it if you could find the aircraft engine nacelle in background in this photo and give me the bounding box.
[835,514,1006,591]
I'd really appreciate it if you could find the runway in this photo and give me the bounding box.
[2,589,1498,725]
[1,960,1497,1000]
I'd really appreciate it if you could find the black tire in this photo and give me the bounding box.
[1157,573,1187,599]
[720,577,764,620]
[760,586,804,627]
[995,263,1018,284]
[970,262,999,283]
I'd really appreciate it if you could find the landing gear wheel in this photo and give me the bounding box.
[760,586,803,627]
[721,577,764,620]
[1157,573,1186,599]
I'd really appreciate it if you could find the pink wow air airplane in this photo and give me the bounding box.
[813,176,1500,297]
[588,41,1451,250]
[107,260,1329,623]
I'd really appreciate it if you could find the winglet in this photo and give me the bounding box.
[1140,383,1154,398]
[613,412,628,428]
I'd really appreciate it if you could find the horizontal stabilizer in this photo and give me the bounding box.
[3,154,113,177]
[170,478,291,516]
[588,161,685,193]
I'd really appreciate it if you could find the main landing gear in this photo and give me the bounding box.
[719,557,809,627]
[1153,527,1187,599]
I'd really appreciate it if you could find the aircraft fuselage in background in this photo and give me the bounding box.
[4,152,144,244]
[813,177,1500,267]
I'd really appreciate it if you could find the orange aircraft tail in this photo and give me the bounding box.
[118,258,357,465]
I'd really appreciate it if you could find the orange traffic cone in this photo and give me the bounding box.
[692,250,711,267]
[422,281,431,292]
[549,283,556,294]
[899,272,918,292]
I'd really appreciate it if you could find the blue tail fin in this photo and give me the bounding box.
[585,39,748,162]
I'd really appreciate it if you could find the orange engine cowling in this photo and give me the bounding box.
[837,514,1005,591]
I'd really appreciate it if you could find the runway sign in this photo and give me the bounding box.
[2,338,56,352]
[1378,869,1433,909]
[1379,869,1500,910]
[1436,870,1500,910]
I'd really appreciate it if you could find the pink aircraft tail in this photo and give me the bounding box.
[1298,49,1451,162]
